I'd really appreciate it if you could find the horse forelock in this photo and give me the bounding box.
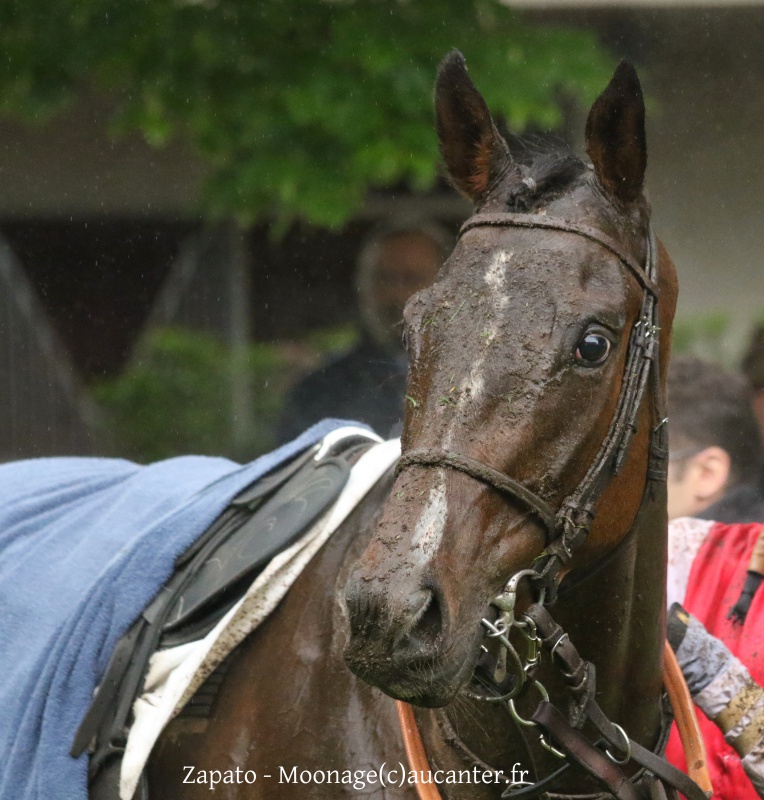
[474,144,652,266]
[501,150,589,213]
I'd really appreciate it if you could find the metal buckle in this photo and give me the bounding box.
[509,680,549,726]
[605,723,632,765]
[466,570,545,703]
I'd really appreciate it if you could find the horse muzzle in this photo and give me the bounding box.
[343,565,480,706]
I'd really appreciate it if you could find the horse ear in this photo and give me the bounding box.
[585,60,647,205]
[435,51,512,202]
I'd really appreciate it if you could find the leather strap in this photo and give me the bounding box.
[663,642,713,797]
[526,603,711,800]
[396,450,557,536]
[396,700,443,800]
[531,702,641,800]
[395,642,713,800]
[586,702,709,800]
[459,212,658,296]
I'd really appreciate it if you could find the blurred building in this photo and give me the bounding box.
[0,236,100,459]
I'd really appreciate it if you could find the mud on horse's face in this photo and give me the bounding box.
[345,54,665,707]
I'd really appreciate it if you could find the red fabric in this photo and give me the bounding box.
[665,521,764,800]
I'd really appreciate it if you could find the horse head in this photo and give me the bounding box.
[345,53,677,709]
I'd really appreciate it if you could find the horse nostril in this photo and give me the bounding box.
[398,589,444,650]
[415,592,443,641]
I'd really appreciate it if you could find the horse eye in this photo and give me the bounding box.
[401,326,409,351]
[575,333,611,366]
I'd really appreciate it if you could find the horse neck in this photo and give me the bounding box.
[553,480,668,743]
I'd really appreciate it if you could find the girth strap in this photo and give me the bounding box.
[396,450,557,536]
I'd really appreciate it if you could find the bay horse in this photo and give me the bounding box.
[146,54,690,799]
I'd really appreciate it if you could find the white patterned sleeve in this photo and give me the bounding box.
[666,517,714,609]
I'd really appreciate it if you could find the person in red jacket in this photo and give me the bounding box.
[665,356,764,797]
[666,519,764,800]
[668,601,764,797]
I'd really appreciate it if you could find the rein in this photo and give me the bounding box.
[394,212,709,799]
[396,644,709,800]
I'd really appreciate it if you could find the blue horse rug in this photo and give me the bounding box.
[0,420,357,800]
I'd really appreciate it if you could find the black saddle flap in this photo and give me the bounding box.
[162,454,350,633]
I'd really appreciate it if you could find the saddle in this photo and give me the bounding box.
[71,431,376,800]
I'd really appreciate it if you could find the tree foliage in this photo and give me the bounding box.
[0,1,612,227]
[94,325,358,461]
[94,328,292,460]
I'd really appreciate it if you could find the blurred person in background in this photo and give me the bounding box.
[667,354,764,523]
[743,323,764,442]
[277,219,450,443]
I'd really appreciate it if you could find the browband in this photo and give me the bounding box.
[459,212,658,296]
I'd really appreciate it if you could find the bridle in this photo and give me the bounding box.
[396,211,666,601]
[394,212,712,800]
